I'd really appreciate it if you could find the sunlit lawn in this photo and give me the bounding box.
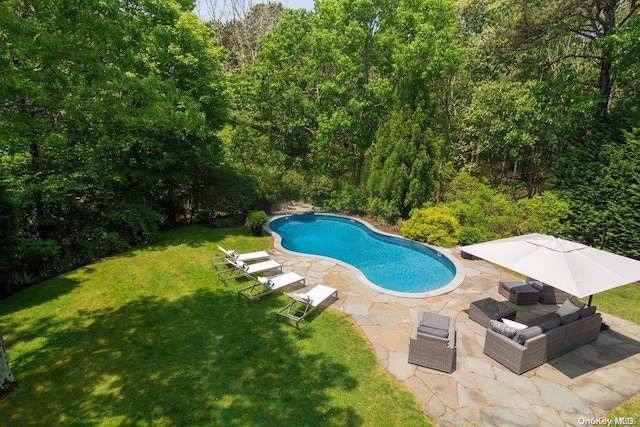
[0,225,429,426]
[593,283,640,325]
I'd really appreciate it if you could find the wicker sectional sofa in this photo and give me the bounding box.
[483,306,602,374]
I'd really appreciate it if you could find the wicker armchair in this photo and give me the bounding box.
[408,311,456,373]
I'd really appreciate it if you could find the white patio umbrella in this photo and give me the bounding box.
[460,233,640,300]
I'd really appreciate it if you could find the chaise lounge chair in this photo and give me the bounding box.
[276,284,338,328]
[215,245,270,263]
[237,272,305,302]
[215,258,282,284]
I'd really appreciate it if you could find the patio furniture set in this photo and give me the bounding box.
[483,301,601,374]
[409,281,602,374]
[213,246,338,328]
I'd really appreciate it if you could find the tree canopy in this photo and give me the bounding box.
[2,0,639,288]
[1,0,228,293]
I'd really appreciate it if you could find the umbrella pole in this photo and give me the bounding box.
[587,295,593,307]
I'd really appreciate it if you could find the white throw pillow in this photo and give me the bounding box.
[501,318,528,331]
[556,299,580,317]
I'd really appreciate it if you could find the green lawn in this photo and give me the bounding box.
[0,226,429,426]
[593,283,640,325]
[597,283,640,420]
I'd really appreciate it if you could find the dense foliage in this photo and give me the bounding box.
[2,0,639,292]
[215,0,639,257]
[0,0,232,295]
[400,205,461,247]
[401,173,570,246]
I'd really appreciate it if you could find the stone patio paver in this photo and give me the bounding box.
[533,376,592,414]
[388,351,416,380]
[268,246,640,426]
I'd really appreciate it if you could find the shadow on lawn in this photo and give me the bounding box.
[145,225,259,251]
[2,290,361,425]
[0,276,84,316]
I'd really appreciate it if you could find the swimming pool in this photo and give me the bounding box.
[267,214,463,296]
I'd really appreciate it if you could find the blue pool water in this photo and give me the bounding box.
[268,214,456,293]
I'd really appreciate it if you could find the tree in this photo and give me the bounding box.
[494,0,639,118]
[366,108,440,217]
[245,9,317,166]
[1,0,227,280]
[365,0,463,217]
[459,81,554,196]
[554,126,640,259]
[450,0,639,193]
[0,327,18,399]
[210,2,285,70]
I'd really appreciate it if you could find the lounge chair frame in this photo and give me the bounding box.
[237,272,305,302]
[213,246,270,267]
[214,258,282,285]
[276,285,338,328]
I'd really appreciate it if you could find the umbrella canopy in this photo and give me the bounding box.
[461,233,640,298]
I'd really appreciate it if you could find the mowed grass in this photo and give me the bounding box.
[594,283,640,325]
[598,283,640,419]
[0,225,429,426]
[608,394,640,421]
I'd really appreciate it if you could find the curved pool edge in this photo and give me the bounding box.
[265,213,466,299]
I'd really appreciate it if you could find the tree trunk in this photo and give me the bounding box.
[0,327,18,399]
[596,0,617,117]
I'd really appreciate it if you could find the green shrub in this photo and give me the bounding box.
[19,238,62,278]
[400,206,460,247]
[0,179,19,295]
[280,169,306,201]
[443,172,484,204]
[301,175,335,206]
[104,202,163,245]
[194,166,264,221]
[368,197,400,225]
[245,210,268,228]
[516,191,570,235]
[7,271,31,293]
[78,228,131,261]
[443,173,518,239]
[212,217,235,228]
[324,183,367,214]
[458,226,485,245]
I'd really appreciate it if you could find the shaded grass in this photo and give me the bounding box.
[0,225,429,426]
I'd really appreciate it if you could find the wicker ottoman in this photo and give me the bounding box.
[498,280,540,305]
[469,298,517,328]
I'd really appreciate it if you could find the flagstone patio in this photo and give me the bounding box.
[269,247,640,426]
